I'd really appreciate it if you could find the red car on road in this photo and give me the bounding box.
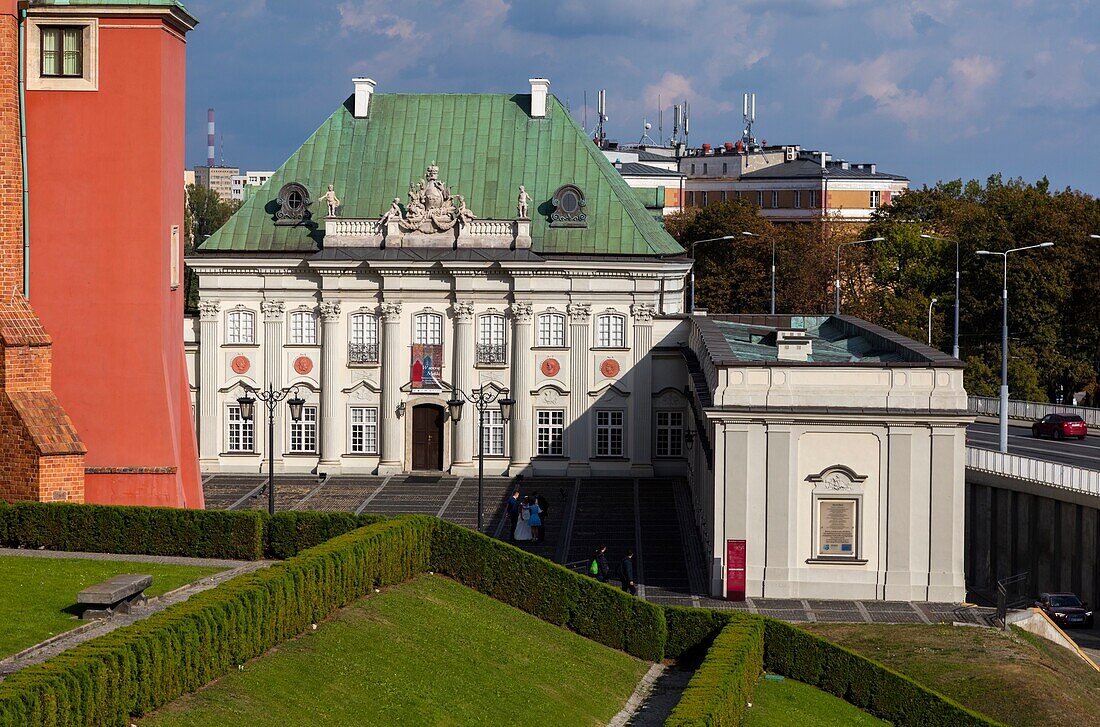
[1035,592,1094,628]
[1032,414,1088,440]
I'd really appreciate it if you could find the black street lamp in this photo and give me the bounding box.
[687,235,735,313]
[448,385,515,533]
[834,236,884,314]
[238,382,305,515]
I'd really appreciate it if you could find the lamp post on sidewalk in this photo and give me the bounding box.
[237,382,305,515]
[976,242,1054,453]
[687,235,736,313]
[927,298,937,346]
[834,237,884,314]
[448,385,515,533]
[920,233,962,359]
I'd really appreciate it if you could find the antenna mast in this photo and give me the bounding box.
[594,89,608,148]
[742,92,757,148]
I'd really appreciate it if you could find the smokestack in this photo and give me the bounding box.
[353,78,376,118]
[529,78,550,118]
[206,108,215,167]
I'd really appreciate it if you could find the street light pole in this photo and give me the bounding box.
[237,382,305,515]
[740,231,772,313]
[687,235,736,313]
[976,242,1054,453]
[834,237,884,314]
[448,385,515,533]
[920,234,961,359]
[927,298,937,345]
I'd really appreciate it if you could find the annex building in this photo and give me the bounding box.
[188,78,967,602]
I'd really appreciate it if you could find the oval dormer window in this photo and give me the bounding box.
[550,183,587,228]
[275,182,312,225]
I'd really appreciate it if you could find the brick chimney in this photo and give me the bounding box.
[0,0,86,503]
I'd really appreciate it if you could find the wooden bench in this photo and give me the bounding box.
[76,574,153,620]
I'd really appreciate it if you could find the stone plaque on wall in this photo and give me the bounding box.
[817,499,857,557]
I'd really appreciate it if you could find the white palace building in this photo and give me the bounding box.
[187,78,969,602]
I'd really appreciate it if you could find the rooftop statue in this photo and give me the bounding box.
[321,184,341,217]
[398,163,474,234]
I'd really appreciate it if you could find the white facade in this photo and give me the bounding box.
[230,171,274,201]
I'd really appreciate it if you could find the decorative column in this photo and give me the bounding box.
[261,299,285,468]
[509,301,534,473]
[567,303,591,474]
[198,299,220,465]
[631,303,656,475]
[451,301,476,469]
[379,301,404,473]
[319,301,342,468]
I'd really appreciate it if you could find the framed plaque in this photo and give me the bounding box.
[817,498,857,558]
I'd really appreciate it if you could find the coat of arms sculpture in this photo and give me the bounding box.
[397,163,476,234]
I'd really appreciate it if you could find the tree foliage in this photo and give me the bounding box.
[183,183,240,311]
[671,176,1100,403]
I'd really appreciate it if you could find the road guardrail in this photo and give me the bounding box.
[968,396,1100,426]
[966,446,1100,496]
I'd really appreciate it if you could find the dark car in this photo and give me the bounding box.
[1032,414,1088,440]
[1035,592,1094,628]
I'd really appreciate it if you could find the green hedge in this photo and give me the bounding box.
[663,605,734,661]
[265,511,387,559]
[430,519,666,662]
[0,516,434,727]
[665,619,765,727]
[763,618,1004,727]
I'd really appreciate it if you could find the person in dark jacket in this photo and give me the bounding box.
[533,491,549,542]
[506,489,521,541]
[591,544,610,582]
[620,550,637,595]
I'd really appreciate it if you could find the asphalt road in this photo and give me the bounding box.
[966,421,1100,470]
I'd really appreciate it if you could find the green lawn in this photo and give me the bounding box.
[744,676,887,727]
[0,555,225,658]
[143,574,650,727]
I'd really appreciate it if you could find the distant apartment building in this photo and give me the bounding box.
[230,171,274,201]
[601,148,684,216]
[681,144,908,223]
[183,169,195,189]
[194,165,239,201]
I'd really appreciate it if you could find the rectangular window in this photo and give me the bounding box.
[170,226,180,289]
[771,191,779,208]
[227,406,254,453]
[809,190,820,208]
[655,411,684,457]
[595,410,624,457]
[701,191,708,207]
[482,409,505,456]
[691,163,696,174]
[869,190,881,207]
[687,191,695,207]
[477,314,507,365]
[227,310,255,344]
[537,313,565,347]
[536,410,564,456]
[414,313,443,345]
[349,407,378,454]
[702,162,708,175]
[722,163,728,175]
[596,314,625,348]
[290,406,318,453]
[756,191,763,207]
[41,26,82,78]
[794,190,802,209]
[720,190,727,203]
[349,314,379,364]
[290,311,317,345]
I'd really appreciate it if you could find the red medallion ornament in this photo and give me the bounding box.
[231,355,250,374]
[293,356,314,375]
[541,358,560,376]
[600,359,620,378]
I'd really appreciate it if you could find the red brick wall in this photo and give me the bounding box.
[0,3,23,299]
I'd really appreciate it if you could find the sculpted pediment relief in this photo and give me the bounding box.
[806,465,867,492]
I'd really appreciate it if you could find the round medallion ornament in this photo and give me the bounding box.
[230,355,250,374]
[600,359,620,378]
[293,356,314,375]
[541,358,560,377]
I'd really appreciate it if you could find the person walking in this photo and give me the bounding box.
[528,496,542,543]
[620,550,637,596]
[589,544,610,582]
[506,489,521,542]
[533,491,549,543]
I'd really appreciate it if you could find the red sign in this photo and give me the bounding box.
[726,539,746,601]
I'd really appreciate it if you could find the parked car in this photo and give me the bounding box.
[1031,414,1088,440]
[1035,592,1094,628]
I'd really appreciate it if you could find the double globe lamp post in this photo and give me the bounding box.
[447,386,515,533]
[236,383,306,515]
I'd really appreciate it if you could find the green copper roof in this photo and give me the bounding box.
[198,93,683,257]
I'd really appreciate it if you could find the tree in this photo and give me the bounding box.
[183,184,239,311]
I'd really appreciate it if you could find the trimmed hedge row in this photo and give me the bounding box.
[0,516,434,727]
[663,605,734,660]
[431,519,666,662]
[664,619,765,727]
[0,502,384,561]
[763,618,1003,727]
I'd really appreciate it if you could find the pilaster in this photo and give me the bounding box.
[451,301,475,468]
[319,300,342,469]
[379,301,404,473]
[261,299,285,469]
[566,303,591,475]
[509,301,533,473]
[198,299,220,465]
[630,303,655,476]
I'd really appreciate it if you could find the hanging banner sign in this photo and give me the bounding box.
[726,539,746,601]
[410,343,443,390]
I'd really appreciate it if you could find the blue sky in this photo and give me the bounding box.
[183,0,1099,193]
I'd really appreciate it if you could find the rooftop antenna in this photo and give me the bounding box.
[219,133,225,166]
[583,90,588,134]
[742,92,757,148]
[639,118,656,145]
[595,89,608,148]
[658,94,663,145]
[671,103,681,145]
[683,100,690,148]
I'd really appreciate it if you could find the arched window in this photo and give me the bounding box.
[477,313,506,365]
[596,313,626,348]
[290,310,317,345]
[226,309,255,344]
[414,312,443,345]
[349,313,379,364]
[537,312,566,348]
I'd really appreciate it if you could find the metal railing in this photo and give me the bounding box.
[966,446,1100,496]
[968,396,1100,426]
[348,342,379,365]
[476,343,507,365]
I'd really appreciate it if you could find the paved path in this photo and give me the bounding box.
[1066,623,1100,663]
[0,551,269,678]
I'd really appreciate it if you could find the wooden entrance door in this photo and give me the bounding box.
[412,404,444,470]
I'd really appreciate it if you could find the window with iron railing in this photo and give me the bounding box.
[348,313,379,364]
[477,314,507,365]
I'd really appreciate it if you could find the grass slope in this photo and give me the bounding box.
[805,623,1100,727]
[744,676,887,727]
[0,555,224,658]
[143,574,649,727]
